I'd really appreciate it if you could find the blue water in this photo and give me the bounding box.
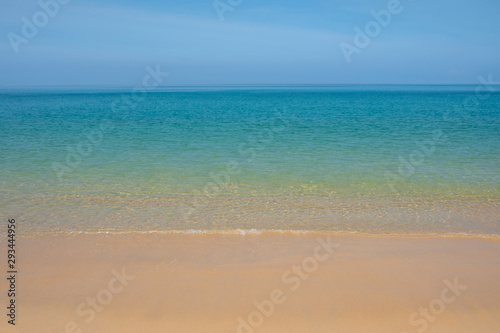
[1,85,499,235]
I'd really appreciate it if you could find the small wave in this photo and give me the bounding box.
[15,228,500,241]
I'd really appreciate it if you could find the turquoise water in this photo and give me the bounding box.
[1,86,499,235]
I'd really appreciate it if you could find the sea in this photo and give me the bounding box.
[1,85,499,236]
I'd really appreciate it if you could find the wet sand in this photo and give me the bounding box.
[3,233,500,332]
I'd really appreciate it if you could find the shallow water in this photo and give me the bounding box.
[1,85,499,235]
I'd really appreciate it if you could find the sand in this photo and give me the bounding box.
[2,233,500,333]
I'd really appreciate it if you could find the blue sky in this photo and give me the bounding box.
[0,0,499,86]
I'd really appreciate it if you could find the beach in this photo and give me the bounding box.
[1,86,499,332]
[2,0,500,330]
[3,232,499,333]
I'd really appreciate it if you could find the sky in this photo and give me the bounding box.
[0,0,499,86]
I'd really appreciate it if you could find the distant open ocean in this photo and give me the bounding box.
[1,85,499,236]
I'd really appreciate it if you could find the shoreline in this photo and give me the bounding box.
[7,194,500,236]
[14,229,500,241]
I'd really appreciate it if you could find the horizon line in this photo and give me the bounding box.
[1,83,499,89]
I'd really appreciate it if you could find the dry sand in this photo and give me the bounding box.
[2,233,500,332]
